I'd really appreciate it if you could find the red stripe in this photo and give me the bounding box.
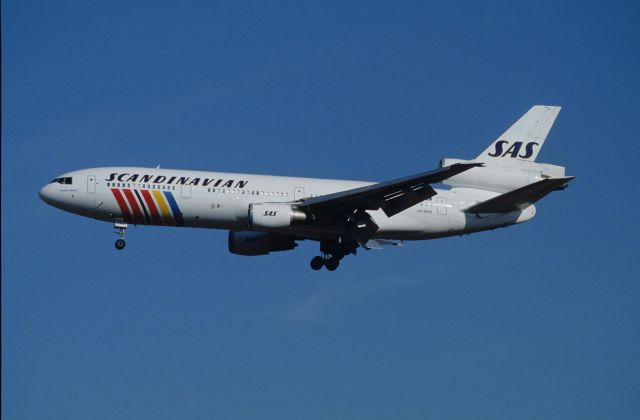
[111,189,133,222]
[140,189,162,225]
[122,189,145,224]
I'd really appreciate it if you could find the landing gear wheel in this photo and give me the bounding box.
[325,256,340,271]
[113,220,128,250]
[310,256,325,271]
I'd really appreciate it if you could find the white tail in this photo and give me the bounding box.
[477,105,561,162]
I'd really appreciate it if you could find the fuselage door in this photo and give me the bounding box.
[294,187,305,201]
[181,185,192,198]
[87,175,96,194]
[437,197,447,215]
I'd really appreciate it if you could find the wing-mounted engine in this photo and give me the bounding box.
[249,203,308,228]
[228,231,298,256]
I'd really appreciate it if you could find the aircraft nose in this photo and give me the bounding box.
[39,184,55,204]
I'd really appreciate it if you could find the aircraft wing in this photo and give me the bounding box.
[299,163,482,218]
[465,176,575,214]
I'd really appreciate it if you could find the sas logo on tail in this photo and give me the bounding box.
[489,141,539,159]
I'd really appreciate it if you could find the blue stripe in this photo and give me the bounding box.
[163,191,184,227]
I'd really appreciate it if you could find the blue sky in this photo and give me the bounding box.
[2,1,639,419]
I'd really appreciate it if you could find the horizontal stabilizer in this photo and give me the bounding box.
[465,176,574,214]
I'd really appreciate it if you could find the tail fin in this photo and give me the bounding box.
[477,105,561,162]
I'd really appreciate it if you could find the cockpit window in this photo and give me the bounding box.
[50,177,73,184]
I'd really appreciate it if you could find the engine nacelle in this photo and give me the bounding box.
[228,231,297,256]
[440,158,565,193]
[249,203,307,229]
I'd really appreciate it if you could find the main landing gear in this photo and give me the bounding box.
[114,220,127,250]
[310,255,341,271]
[309,237,358,271]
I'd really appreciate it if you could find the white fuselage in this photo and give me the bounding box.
[39,167,535,241]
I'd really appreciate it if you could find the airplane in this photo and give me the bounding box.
[39,105,573,271]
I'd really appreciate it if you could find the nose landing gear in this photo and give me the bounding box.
[114,220,127,250]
